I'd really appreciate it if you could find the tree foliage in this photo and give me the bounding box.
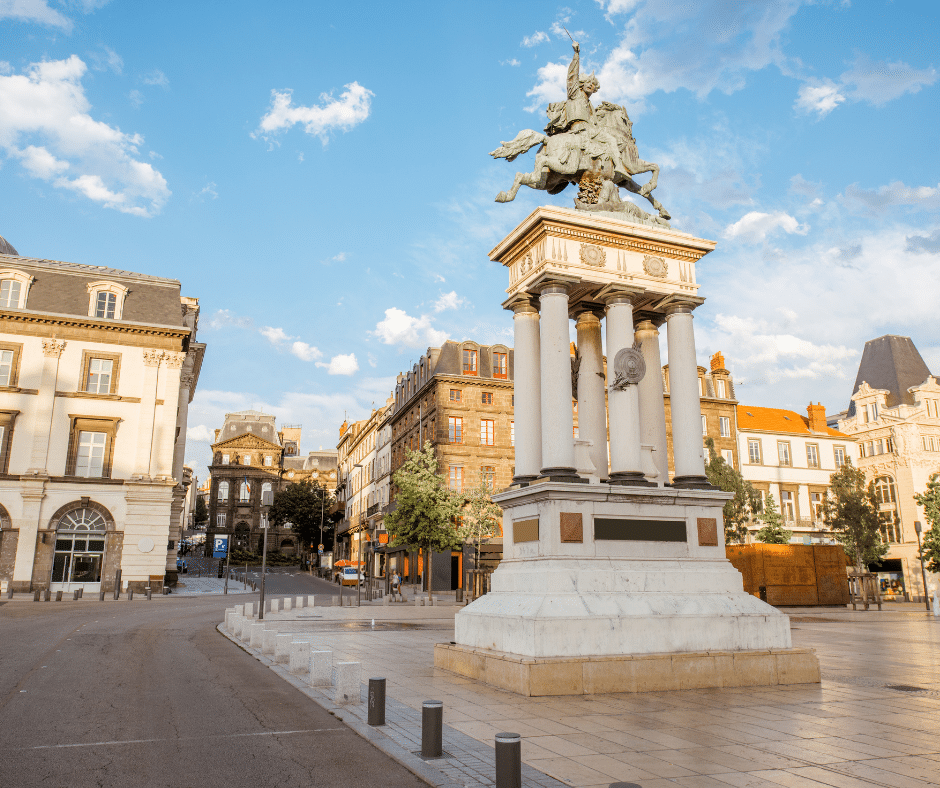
[755,494,793,544]
[269,480,334,551]
[915,473,940,573]
[823,460,887,570]
[457,482,503,567]
[194,496,209,527]
[385,442,462,555]
[704,438,762,544]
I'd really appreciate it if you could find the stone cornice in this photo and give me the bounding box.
[211,434,283,452]
[0,310,190,344]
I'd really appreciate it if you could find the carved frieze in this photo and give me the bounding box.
[41,338,66,357]
[642,255,668,278]
[579,243,606,267]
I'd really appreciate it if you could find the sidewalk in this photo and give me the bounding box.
[222,602,940,788]
[173,577,255,595]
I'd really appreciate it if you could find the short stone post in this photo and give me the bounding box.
[44,589,50,601]
[308,650,332,687]
[55,590,62,601]
[289,640,312,674]
[73,590,80,600]
[99,591,106,602]
[368,678,386,726]
[282,597,293,612]
[295,595,305,609]
[333,662,361,704]
[6,586,14,599]
[421,700,443,758]
[250,622,265,648]
[274,633,292,664]
[127,588,133,601]
[33,589,41,601]
[145,587,152,601]
[262,628,278,655]
[495,733,522,788]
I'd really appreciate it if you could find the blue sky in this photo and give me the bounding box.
[2,0,938,479]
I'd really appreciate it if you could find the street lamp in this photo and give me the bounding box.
[259,489,273,619]
[915,521,930,612]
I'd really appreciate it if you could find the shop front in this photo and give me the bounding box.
[870,558,907,601]
[49,505,111,594]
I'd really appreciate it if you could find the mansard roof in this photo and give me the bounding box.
[737,406,848,438]
[0,235,18,256]
[848,335,933,416]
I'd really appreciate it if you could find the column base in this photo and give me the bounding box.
[607,471,656,487]
[537,467,589,484]
[511,474,538,486]
[672,475,715,490]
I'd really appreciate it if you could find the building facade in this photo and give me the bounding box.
[737,403,858,545]
[0,238,204,593]
[836,335,940,601]
[206,412,336,558]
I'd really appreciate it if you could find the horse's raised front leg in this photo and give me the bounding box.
[636,162,659,197]
[495,162,551,203]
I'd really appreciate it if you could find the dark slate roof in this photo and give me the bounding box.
[0,254,184,327]
[0,236,18,256]
[848,335,933,416]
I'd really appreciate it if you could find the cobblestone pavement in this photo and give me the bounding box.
[223,603,940,788]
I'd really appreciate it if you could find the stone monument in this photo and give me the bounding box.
[434,42,820,696]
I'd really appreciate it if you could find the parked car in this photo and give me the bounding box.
[176,557,188,574]
[336,566,364,586]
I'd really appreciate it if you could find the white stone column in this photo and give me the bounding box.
[510,298,542,483]
[133,350,162,478]
[537,284,579,481]
[26,339,66,474]
[574,311,608,480]
[155,352,184,478]
[604,295,650,486]
[665,302,709,487]
[635,318,669,483]
[172,367,194,482]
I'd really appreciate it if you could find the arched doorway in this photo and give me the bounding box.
[234,521,250,550]
[50,506,110,593]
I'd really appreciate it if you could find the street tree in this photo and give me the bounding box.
[457,482,503,569]
[194,496,209,528]
[755,494,793,544]
[385,441,462,591]
[704,438,762,544]
[269,480,334,553]
[823,460,887,571]
[914,472,940,573]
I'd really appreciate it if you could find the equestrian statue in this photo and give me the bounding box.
[492,41,671,227]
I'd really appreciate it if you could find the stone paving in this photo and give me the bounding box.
[222,602,940,788]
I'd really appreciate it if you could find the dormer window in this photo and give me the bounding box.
[0,270,34,309]
[87,282,129,320]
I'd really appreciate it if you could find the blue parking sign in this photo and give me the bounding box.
[213,535,229,558]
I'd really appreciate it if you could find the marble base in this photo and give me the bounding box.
[434,642,820,697]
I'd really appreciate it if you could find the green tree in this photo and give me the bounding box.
[754,494,793,544]
[385,441,462,591]
[823,460,887,571]
[457,482,503,568]
[269,480,334,552]
[914,473,940,573]
[704,438,763,544]
[194,496,209,528]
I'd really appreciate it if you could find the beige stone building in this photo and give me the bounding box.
[835,335,940,601]
[0,235,204,593]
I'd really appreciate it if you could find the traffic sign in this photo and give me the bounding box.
[318,543,325,551]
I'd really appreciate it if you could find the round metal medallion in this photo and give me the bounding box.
[613,347,646,386]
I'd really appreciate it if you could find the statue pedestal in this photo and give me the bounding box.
[437,483,819,695]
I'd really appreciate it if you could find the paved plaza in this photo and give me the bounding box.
[225,601,940,788]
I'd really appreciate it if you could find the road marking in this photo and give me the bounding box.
[23,728,346,750]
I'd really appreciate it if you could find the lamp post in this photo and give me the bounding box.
[915,521,930,611]
[259,489,273,619]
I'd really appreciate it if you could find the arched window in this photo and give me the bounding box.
[50,504,111,588]
[240,481,250,502]
[0,270,33,309]
[874,476,897,505]
[217,481,229,501]
[85,281,129,320]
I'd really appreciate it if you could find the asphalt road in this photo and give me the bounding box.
[0,596,426,788]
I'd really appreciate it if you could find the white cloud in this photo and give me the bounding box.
[331,252,346,262]
[291,341,323,362]
[525,60,569,112]
[186,424,214,443]
[15,145,69,178]
[0,0,71,29]
[723,211,808,242]
[841,181,940,212]
[433,290,464,312]
[193,181,218,201]
[316,353,359,376]
[142,69,168,88]
[254,82,373,142]
[207,309,253,330]
[794,79,845,117]
[521,31,550,48]
[372,307,448,349]
[260,326,292,345]
[89,45,123,75]
[0,57,170,217]
[500,59,521,67]
[128,89,144,108]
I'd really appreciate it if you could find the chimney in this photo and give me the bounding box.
[807,402,827,433]
[710,351,725,372]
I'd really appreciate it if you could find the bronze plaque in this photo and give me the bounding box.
[560,512,583,543]
[513,518,539,543]
[697,518,719,547]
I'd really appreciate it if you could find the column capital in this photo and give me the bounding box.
[634,311,665,329]
[574,311,602,327]
[537,282,569,296]
[41,338,66,358]
[664,297,704,318]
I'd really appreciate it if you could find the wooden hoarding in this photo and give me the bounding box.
[726,544,850,607]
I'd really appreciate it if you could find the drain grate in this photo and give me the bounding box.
[886,684,928,693]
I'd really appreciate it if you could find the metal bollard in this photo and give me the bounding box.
[34,589,41,601]
[368,678,386,726]
[162,586,169,595]
[55,590,62,602]
[44,589,51,601]
[113,569,122,600]
[421,700,443,758]
[6,586,14,599]
[495,732,522,788]
[78,588,83,599]
[73,590,80,600]
[99,591,106,602]
[146,587,152,601]
[128,588,133,601]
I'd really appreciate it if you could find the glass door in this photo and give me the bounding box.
[50,533,104,592]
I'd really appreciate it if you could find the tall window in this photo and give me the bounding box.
[777,441,791,466]
[462,349,478,376]
[806,443,819,468]
[510,421,515,447]
[493,352,508,379]
[264,455,273,467]
[481,391,493,405]
[873,476,897,505]
[701,414,707,436]
[449,389,462,402]
[864,402,879,423]
[0,349,14,386]
[240,481,251,502]
[719,416,730,437]
[222,454,230,465]
[448,416,463,443]
[781,490,795,521]
[242,454,251,465]
[721,449,734,467]
[95,291,117,319]
[85,358,113,394]
[833,446,845,467]
[218,481,229,501]
[811,492,824,521]
[448,465,463,491]
[480,419,495,446]
[715,379,726,398]
[481,465,495,489]
[216,513,226,528]
[0,279,22,308]
[261,482,273,506]
[75,432,107,477]
[748,439,762,464]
